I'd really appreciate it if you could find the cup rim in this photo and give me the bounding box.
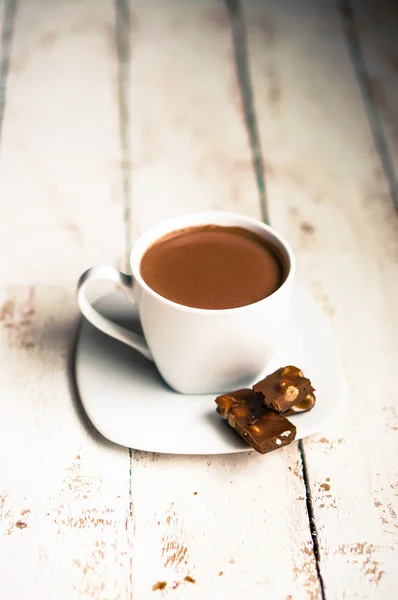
[130,211,296,314]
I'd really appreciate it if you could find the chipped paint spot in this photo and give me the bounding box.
[152,581,167,591]
[72,538,127,596]
[292,541,321,600]
[0,299,14,321]
[337,543,388,585]
[320,483,331,492]
[0,494,8,518]
[160,504,193,589]
[133,450,159,463]
[62,454,102,501]
[382,406,398,432]
[300,221,315,234]
[389,481,398,496]
[316,483,337,509]
[387,503,397,519]
[3,500,32,535]
[373,497,398,535]
[53,507,115,530]
[316,436,344,451]
[264,64,281,111]
[288,459,302,479]
[162,538,188,569]
[0,287,36,349]
[184,576,195,583]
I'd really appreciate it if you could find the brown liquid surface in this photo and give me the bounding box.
[140,225,284,309]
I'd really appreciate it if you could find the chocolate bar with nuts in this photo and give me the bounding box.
[215,389,296,454]
[253,365,315,413]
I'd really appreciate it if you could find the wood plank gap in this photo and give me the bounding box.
[225,0,269,224]
[230,3,326,593]
[0,0,17,144]
[299,440,327,600]
[115,3,135,595]
[115,0,133,270]
[338,0,398,212]
[127,447,135,600]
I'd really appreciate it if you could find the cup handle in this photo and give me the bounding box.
[77,265,153,361]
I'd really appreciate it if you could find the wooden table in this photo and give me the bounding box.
[1,1,397,598]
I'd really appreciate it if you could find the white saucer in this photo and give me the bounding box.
[75,286,344,454]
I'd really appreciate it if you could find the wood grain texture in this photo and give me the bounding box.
[243,0,398,597]
[0,0,17,140]
[0,1,4,62]
[0,0,124,285]
[130,449,320,600]
[126,0,261,239]
[0,1,131,598]
[125,1,319,598]
[345,0,398,209]
[1,0,398,598]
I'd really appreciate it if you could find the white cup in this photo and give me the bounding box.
[77,212,295,394]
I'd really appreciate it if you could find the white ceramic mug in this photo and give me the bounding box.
[77,212,295,394]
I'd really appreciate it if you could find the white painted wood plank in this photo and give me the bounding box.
[0,0,124,285]
[130,448,320,600]
[349,0,398,180]
[0,1,131,599]
[0,2,4,50]
[126,2,319,598]
[0,0,13,117]
[243,0,398,598]
[128,0,261,238]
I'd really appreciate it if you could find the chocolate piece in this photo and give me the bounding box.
[215,388,253,418]
[253,365,315,413]
[215,389,296,454]
[284,392,316,416]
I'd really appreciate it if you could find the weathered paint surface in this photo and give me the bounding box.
[0,0,397,599]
